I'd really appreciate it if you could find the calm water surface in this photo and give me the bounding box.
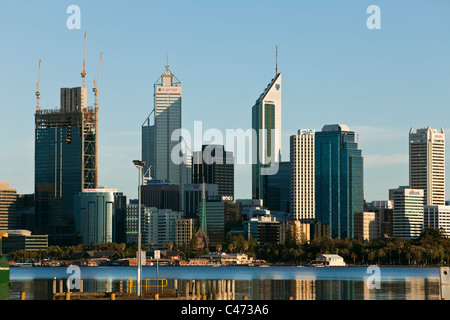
[8,266,441,300]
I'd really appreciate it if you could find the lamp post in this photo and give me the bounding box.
[133,160,145,297]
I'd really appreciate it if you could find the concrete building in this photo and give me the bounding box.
[409,127,445,205]
[287,220,311,244]
[354,212,378,242]
[35,86,97,245]
[290,129,315,223]
[0,182,18,230]
[424,205,450,237]
[175,218,199,247]
[244,213,280,244]
[252,53,282,200]
[315,124,364,239]
[147,208,183,249]
[392,187,424,239]
[365,200,393,239]
[1,230,48,254]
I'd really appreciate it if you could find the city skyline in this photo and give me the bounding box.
[1,1,449,203]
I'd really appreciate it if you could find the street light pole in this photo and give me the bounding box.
[133,160,145,297]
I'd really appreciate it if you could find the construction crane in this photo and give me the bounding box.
[36,59,42,111]
[81,31,87,88]
[93,51,103,109]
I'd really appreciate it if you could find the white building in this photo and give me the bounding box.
[148,208,183,248]
[142,59,190,210]
[252,50,282,200]
[314,254,346,267]
[290,129,315,222]
[392,187,424,239]
[409,127,445,205]
[424,205,450,237]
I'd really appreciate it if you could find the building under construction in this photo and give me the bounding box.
[34,32,101,245]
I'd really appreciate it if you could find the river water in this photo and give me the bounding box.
[8,266,441,300]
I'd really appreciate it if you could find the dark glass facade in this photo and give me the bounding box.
[315,126,363,239]
[141,182,179,212]
[192,145,234,199]
[264,161,290,213]
[35,105,97,245]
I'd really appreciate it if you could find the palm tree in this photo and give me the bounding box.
[368,251,375,264]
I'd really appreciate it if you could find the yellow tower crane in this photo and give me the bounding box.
[93,51,103,109]
[81,31,87,88]
[36,59,42,111]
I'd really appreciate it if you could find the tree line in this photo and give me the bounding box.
[6,228,450,266]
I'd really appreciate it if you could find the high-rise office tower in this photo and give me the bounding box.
[142,59,189,210]
[252,49,282,200]
[290,129,315,223]
[192,144,234,199]
[409,127,445,205]
[141,180,180,212]
[315,124,364,239]
[264,161,290,213]
[35,87,97,245]
[392,187,424,239]
[0,182,18,230]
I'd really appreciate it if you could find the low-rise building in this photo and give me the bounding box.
[314,254,346,267]
[1,230,48,254]
[200,252,249,265]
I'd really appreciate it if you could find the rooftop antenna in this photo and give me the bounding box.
[166,53,169,71]
[36,59,42,112]
[81,31,87,88]
[275,45,278,75]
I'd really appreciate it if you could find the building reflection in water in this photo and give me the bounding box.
[8,276,441,300]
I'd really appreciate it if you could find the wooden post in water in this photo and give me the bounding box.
[232,280,235,300]
[217,280,222,300]
[110,292,116,300]
[119,280,123,293]
[207,280,211,298]
[80,279,83,293]
[196,281,200,300]
[59,279,63,293]
[53,278,56,294]
[185,280,190,300]
[20,291,25,300]
[105,279,109,292]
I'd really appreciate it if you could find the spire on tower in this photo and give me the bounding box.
[275,45,278,75]
[166,53,169,71]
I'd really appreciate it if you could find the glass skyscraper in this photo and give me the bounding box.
[192,144,234,199]
[251,71,281,200]
[315,124,363,239]
[264,161,290,213]
[35,87,97,245]
[142,60,190,210]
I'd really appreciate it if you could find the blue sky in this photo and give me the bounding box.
[0,0,449,202]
